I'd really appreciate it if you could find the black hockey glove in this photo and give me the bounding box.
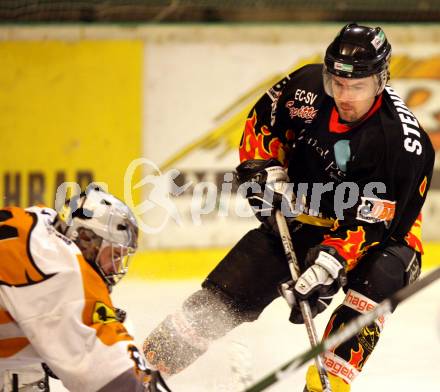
[279,279,333,324]
[289,245,347,324]
[235,159,296,231]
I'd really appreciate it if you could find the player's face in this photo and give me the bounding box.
[331,76,377,122]
[98,244,128,275]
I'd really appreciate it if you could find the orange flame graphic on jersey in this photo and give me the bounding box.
[239,110,287,164]
[322,226,378,270]
[349,344,365,371]
[404,213,423,253]
[419,176,427,197]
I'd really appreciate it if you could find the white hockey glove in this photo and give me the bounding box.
[290,246,347,324]
[235,159,296,230]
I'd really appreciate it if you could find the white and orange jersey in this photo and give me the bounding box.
[0,206,144,391]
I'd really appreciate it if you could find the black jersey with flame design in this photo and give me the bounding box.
[240,64,434,270]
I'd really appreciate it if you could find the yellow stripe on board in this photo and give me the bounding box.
[128,242,440,280]
[421,242,440,269]
[128,248,230,280]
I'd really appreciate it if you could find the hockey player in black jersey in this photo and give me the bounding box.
[143,23,435,391]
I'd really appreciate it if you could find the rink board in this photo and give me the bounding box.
[0,25,439,276]
[128,242,440,280]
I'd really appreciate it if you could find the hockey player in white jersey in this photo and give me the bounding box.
[0,187,171,392]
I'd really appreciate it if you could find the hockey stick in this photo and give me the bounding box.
[275,210,332,392]
[243,266,440,392]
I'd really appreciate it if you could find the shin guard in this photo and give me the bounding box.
[320,290,385,385]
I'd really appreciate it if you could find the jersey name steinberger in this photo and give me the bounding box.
[385,86,423,155]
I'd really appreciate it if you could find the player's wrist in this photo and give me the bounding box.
[315,250,344,279]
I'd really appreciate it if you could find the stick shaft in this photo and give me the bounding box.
[275,211,332,392]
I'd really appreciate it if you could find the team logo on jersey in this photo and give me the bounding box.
[356,197,396,226]
[92,302,118,324]
[285,101,318,122]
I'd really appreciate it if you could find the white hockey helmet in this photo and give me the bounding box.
[56,187,138,287]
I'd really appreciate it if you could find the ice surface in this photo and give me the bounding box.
[50,271,440,391]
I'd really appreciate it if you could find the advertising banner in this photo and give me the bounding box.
[0,40,142,207]
[1,25,439,253]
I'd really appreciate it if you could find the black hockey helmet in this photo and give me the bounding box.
[323,23,391,99]
[324,23,391,78]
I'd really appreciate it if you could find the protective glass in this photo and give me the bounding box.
[323,66,387,101]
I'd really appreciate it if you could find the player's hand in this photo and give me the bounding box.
[235,158,296,230]
[288,291,334,324]
[289,246,347,323]
[294,245,347,300]
[279,279,334,324]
